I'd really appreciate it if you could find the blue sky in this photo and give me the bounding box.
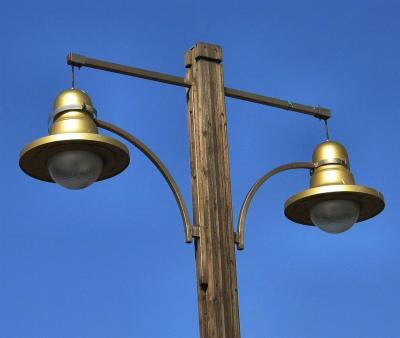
[1,1,399,337]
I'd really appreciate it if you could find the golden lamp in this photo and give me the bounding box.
[20,89,130,189]
[284,141,385,234]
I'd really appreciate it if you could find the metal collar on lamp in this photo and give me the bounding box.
[19,89,130,188]
[284,141,384,233]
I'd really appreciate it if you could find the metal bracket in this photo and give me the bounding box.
[235,162,315,250]
[314,158,348,168]
[48,104,97,131]
[191,226,200,238]
[96,119,195,244]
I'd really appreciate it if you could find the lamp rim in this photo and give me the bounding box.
[19,132,130,183]
[284,184,385,226]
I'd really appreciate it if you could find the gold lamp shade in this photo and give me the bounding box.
[19,88,130,183]
[284,141,385,226]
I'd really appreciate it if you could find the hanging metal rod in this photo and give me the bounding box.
[67,53,331,119]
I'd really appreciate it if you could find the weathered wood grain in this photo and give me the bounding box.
[186,43,241,338]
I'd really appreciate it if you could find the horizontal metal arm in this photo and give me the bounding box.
[236,162,315,250]
[67,53,331,119]
[96,119,196,243]
[225,87,331,119]
[68,53,190,88]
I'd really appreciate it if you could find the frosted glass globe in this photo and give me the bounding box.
[48,150,103,190]
[310,199,360,234]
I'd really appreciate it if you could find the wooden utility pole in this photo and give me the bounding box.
[185,43,241,338]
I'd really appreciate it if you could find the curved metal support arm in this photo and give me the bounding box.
[96,119,196,243]
[236,162,315,250]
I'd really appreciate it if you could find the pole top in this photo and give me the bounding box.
[185,42,223,67]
